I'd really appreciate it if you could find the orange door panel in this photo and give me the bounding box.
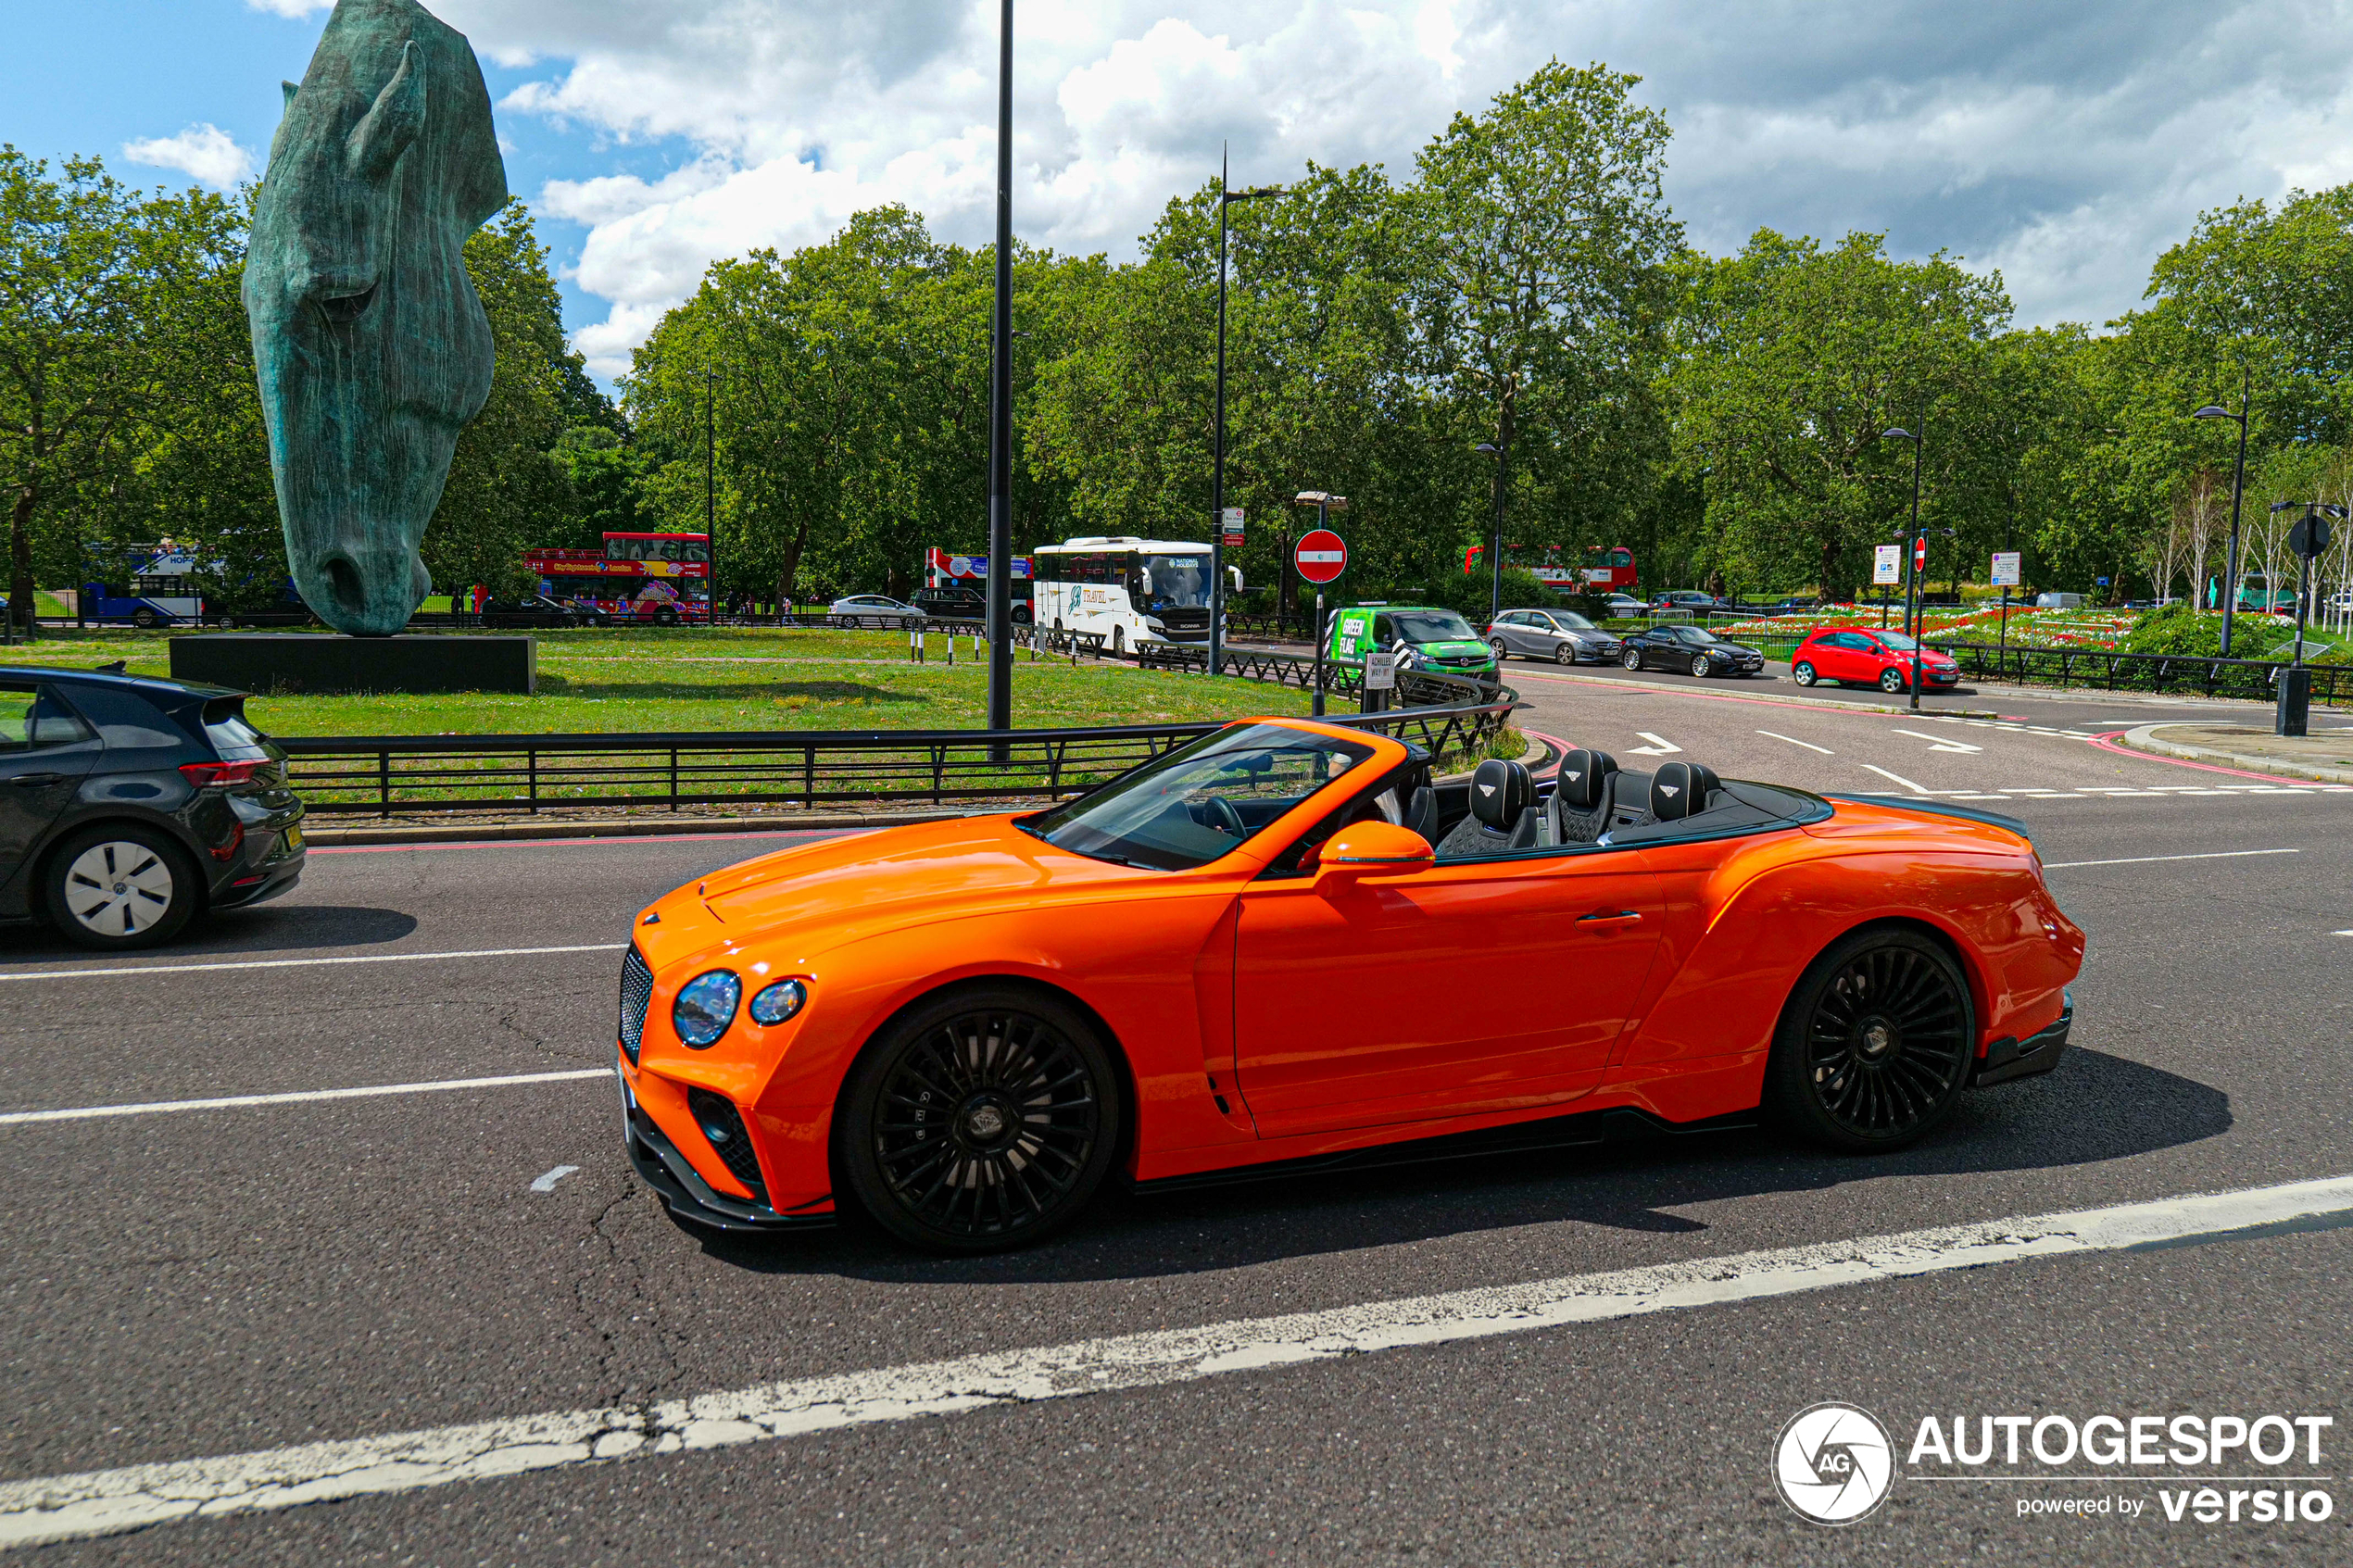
[1232,854,1665,1137]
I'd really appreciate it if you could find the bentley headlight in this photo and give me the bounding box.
[749,978,808,1026]
[673,970,740,1047]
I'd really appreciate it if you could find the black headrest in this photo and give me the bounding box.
[1468,759,1535,829]
[1649,761,1720,821]
[1554,748,1619,810]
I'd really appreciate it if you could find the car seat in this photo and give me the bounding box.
[1545,748,1620,845]
[1403,784,1439,846]
[1647,760,1722,821]
[1437,759,1539,857]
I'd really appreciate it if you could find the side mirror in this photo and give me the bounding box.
[1315,821,1434,889]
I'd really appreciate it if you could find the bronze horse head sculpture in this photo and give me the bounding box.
[244,0,508,636]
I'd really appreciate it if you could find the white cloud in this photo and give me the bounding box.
[122,123,257,190]
[244,0,332,16]
[384,0,2353,375]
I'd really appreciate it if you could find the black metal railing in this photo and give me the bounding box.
[1926,640,2350,706]
[276,671,1520,817]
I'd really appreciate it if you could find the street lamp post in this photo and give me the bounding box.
[983,0,1015,738]
[1881,420,1926,711]
[1209,148,1282,682]
[1474,442,1506,625]
[702,368,717,625]
[2194,366,2252,658]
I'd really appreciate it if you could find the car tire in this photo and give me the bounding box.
[1112,626,1126,656]
[42,825,202,951]
[131,608,158,629]
[1490,638,1510,662]
[1554,642,1576,665]
[1621,647,1642,671]
[835,985,1123,1254]
[1765,928,1975,1152]
[1792,660,1818,687]
[215,615,239,630]
[1879,667,1906,694]
[1691,653,1711,678]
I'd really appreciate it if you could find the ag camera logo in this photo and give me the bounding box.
[1777,1402,1895,1524]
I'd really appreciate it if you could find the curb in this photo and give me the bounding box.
[301,810,992,847]
[1518,670,2014,721]
[2119,724,2353,786]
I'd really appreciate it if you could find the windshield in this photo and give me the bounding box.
[1683,626,1723,644]
[1553,612,1596,631]
[1390,610,1478,644]
[1024,723,1374,871]
[1137,554,1211,609]
[1876,632,1919,651]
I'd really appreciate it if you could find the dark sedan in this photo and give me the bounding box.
[481,594,594,628]
[1485,608,1624,665]
[1618,623,1766,678]
[0,667,306,948]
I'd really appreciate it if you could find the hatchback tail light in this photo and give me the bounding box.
[180,759,268,788]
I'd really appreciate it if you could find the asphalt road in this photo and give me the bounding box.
[4,685,2351,1564]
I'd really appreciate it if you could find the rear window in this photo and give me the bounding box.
[202,698,271,759]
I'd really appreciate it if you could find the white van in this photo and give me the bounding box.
[2033,592,2085,609]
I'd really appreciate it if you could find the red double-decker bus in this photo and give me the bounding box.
[523,532,711,623]
[1463,543,1639,594]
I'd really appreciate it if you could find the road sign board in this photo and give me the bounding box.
[1365,649,1396,690]
[1295,528,1347,583]
[1220,507,1245,546]
[1991,551,2022,587]
[1873,545,1902,585]
[2290,513,2333,559]
[1913,537,1928,571]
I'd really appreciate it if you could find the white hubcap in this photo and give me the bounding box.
[66,843,175,935]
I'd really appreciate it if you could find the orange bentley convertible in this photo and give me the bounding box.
[616,718,2083,1252]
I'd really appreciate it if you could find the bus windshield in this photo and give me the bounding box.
[1137,555,1210,608]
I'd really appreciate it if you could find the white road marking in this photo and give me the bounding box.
[6,1173,2353,1549]
[530,1165,582,1192]
[1859,763,1930,793]
[1755,730,1834,755]
[1893,727,1982,754]
[0,1070,610,1128]
[0,944,626,984]
[2041,848,2302,870]
[1627,732,1682,756]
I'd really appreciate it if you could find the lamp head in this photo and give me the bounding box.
[2192,406,2233,420]
[1474,443,1503,457]
[1881,428,1915,442]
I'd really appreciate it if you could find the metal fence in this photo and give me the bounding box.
[1927,640,2350,705]
[277,671,1520,817]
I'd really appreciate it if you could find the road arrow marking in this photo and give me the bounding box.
[1628,732,1682,756]
[1894,727,1982,754]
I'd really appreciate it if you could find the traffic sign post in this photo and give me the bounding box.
[1294,529,1346,584]
[1992,551,2021,658]
[1361,647,1396,714]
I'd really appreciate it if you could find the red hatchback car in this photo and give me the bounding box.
[1792,629,1962,693]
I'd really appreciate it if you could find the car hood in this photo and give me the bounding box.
[1406,638,1492,659]
[681,813,1162,951]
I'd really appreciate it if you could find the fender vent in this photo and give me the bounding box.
[686,1086,768,1205]
[618,947,653,1065]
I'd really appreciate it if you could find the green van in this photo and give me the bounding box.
[1324,605,1499,676]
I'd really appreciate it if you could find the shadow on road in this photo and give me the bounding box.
[0,904,421,963]
[692,1046,2230,1284]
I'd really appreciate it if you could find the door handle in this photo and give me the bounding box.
[1577,909,1642,924]
[8,772,67,787]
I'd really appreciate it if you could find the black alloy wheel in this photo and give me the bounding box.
[1621,646,1642,671]
[837,987,1122,1253]
[1766,929,1974,1151]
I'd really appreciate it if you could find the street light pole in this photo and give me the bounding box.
[2194,366,2251,658]
[1475,442,1506,625]
[703,368,716,625]
[1882,420,1926,711]
[984,0,1014,736]
[1209,151,1282,681]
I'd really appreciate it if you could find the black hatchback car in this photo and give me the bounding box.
[1618,623,1767,677]
[0,667,306,949]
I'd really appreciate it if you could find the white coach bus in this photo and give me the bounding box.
[1030,536,1242,651]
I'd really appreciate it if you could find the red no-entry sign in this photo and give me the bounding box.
[1294,529,1347,583]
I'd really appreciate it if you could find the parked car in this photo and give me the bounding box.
[1770,596,1819,615]
[1791,628,1962,693]
[828,595,928,625]
[2034,592,2085,609]
[612,720,2082,1249]
[1322,605,1497,676]
[1598,593,1650,619]
[1485,608,1624,665]
[480,593,591,628]
[1618,623,1766,677]
[909,583,1036,624]
[1651,590,1728,615]
[0,667,306,949]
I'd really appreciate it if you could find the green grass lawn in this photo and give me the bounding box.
[0,625,1315,735]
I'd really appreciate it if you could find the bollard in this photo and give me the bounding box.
[2278,666,2311,737]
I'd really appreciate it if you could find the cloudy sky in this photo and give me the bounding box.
[11,0,2353,379]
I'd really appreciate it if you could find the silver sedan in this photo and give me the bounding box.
[1486,608,1624,665]
[827,594,928,625]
